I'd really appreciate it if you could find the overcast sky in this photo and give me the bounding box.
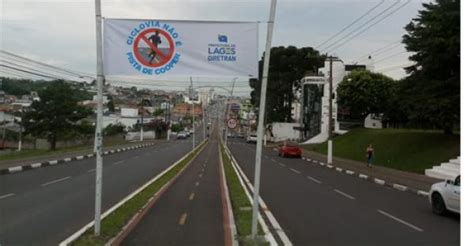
[1,0,430,95]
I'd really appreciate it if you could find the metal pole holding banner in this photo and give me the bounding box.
[93,0,105,236]
[190,77,195,149]
[251,0,277,239]
[327,56,336,165]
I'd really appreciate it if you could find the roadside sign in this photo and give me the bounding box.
[227,118,237,129]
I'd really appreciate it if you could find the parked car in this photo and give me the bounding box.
[177,131,187,139]
[429,175,460,215]
[185,131,191,137]
[246,134,257,143]
[278,141,302,158]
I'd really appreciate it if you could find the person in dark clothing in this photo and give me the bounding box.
[148,31,162,64]
[366,143,374,167]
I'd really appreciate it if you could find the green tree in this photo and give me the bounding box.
[23,80,93,150]
[337,70,395,120]
[402,0,460,133]
[250,46,325,123]
[107,96,115,112]
[153,108,164,117]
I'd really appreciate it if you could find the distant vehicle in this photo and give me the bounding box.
[237,132,245,138]
[246,134,257,143]
[190,129,194,134]
[429,175,460,215]
[184,131,191,137]
[177,131,187,139]
[278,141,302,158]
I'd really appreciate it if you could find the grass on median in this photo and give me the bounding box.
[72,142,206,246]
[303,128,460,174]
[0,137,131,162]
[219,143,268,246]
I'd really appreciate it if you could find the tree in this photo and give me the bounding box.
[153,108,164,117]
[402,0,460,133]
[107,96,115,112]
[23,80,93,150]
[250,46,325,123]
[337,70,395,120]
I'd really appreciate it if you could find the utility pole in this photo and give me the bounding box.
[140,98,144,141]
[327,56,335,165]
[18,107,23,151]
[93,0,105,236]
[251,0,277,239]
[190,77,195,149]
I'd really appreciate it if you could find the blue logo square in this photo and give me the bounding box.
[218,35,228,43]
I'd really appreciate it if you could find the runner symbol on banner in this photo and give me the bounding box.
[133,28,175,67]
[227,118,238,129]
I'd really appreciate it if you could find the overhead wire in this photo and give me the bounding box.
[325,0,411,53]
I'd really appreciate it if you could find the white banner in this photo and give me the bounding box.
[103,19,258,78]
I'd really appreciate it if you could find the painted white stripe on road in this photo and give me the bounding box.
[327,165,333,169]
[31,163,42,169]
[278,163,286,167]
[64,158,72,162]
[345,170,355,175]
[377,209,424,232]
[113,160,125,165]
[0,193,15,200]
[334,189,355,200]
[336,167,343,172]
[313,160,318,163]
[290,168,301,174]
[195,181,200,186]
[49,160,58,165]
[8,166,22,173]
[270,158,276,162]
[307,176,322,184]
[41,176,71,187]
[417,190,429,197]
[359,174,369,179]
[393,184,408,191]
[374,178,386,185]
[88,168,96,172]
[76,156,84,160]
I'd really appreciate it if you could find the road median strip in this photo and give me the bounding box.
[60,141,206,246]
[0,143,155,175]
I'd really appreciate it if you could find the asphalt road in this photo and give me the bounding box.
[0,129,204,245]
[227,138,460,246]
[124,137,225,245]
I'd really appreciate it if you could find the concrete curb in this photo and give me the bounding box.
[272,149,431,198]
[0,143,155,175]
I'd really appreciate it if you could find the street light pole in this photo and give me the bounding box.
[224,77,237,146]
[190,77,195,149]
[251,0,277,239]
[327,56,338,165]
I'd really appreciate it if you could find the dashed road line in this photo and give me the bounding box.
[195,181,200,187]
[88,168,96,172]
[278,162,286,167]
[199,173,203,178]
[189,193,195,201]
[41,176,71,187]
[307,176,322,184]
[179,213,188,225]
[334,189,355,200]
[290,168,301,174]
[113,160,125,165]
[377,209,423,232]
[0,193,15,200]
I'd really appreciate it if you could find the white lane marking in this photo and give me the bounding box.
[199,173,203,178]
[417,190,429,197]
[334,189,355,200]
[88,168,96,172]
[327,165,333,169]
[76,156,84,160]
[195,181,200,186]
[41,176,71,187]
[64,158,72,162]
[9,166,23,173]
[336,167,343,172]
[0,193,15,200]
[377,209,424,232]
[270,158,276,162]
[313,160,318,163]
[289,168,301,174]
[113,160,125,165]
[307,176,322,184]
[278,162,286,167]
[49,160,58,165]
[345,170,355,175]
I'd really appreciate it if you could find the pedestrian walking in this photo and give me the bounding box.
[366,144,374,168]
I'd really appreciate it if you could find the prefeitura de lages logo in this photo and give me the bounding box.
[126,21,182,75]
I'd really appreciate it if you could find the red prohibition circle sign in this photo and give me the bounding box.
[133,28,175,68]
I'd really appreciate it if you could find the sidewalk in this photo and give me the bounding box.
[0,140,161,170]
[300,149,441,192]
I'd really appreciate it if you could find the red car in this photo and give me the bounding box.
[278,142,302,158]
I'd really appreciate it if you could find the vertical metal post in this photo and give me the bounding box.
[18,107,23,151]
[251,0,277,239]
[203,107,206,141]
[93,0,105,236]
[191,77,195,149]
[327,56,333,165]
[140,98,144,141]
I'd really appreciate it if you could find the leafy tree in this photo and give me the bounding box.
[402,0,460,133]
[250,46,325,123]
[337,70,395,120]
[103,123,126,136]
[153,108,164,117]
[107,96,115,112]
[23,80,93,150]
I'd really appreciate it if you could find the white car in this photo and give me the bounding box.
[429,175,460,214]
[246,134,257,143]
